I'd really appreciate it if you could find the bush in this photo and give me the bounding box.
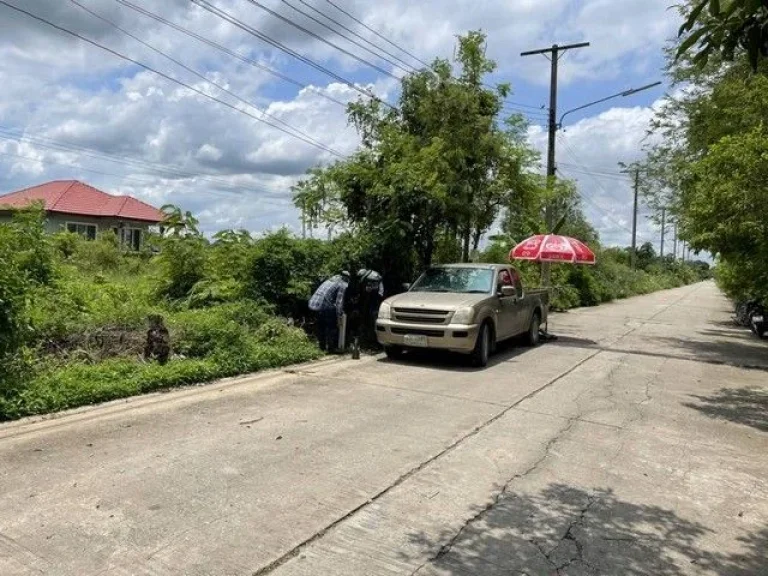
[156,236,208,300]
[0,333,322,420]
[170,308,250,359]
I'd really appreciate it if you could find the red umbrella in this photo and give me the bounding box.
[510,234,596,265]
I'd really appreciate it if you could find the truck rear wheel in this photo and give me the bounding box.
[525,312,541,347]
[471,323,491,367]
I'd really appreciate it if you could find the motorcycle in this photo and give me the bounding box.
[749,303,766,339]
[735,299,766,339]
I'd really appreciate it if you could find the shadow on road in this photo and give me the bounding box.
[547,335,768,372]
[406,483,767,575]
[376,338,532,372]
[685,387,768,433]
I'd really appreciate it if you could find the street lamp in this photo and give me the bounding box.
[558,81,662,129]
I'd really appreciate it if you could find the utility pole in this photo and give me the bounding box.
[630,169,639,270]
[673,221,678,261]
[521,41,589,286]
[660,207,666,259]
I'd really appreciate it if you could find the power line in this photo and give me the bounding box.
[277,0,412,74]
[323,0,429,68]
[190,0,395,109]
[239,0,402,80]
[0,148,293,207]
[67,0,343,158]
[557,135,654,243]
[503,99,546,111]
[288,0,418,72]
[0,0,347,159]
[0,127,285,196]
[558,166,631,182]
[113,0,348,108]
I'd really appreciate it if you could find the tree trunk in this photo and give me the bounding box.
[472,228,482,253]
[461,227,471,262]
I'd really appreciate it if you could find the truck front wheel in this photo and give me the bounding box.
[384,345,403,359]
[471,323,491,367]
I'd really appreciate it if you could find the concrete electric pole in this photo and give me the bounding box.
[630,169,639,270]
[660,207,666,259]
[520,41,589,285]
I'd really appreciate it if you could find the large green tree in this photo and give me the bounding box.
[294,31,536,280]
[645,20,768,302]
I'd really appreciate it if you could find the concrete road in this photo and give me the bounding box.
[1,281,767,576]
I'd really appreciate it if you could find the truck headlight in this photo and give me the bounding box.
[452,307,475,325]
[377,302,391,319]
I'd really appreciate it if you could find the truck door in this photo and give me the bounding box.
[510,268,528,335]
[496,268,517,339]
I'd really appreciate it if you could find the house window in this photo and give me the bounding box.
[119,227,142,251]
[66,222,97,240]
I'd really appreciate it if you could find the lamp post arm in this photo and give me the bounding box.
[558,81,662,128]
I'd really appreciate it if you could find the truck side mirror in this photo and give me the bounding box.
[401,283,411,292]
[500,285,516,297]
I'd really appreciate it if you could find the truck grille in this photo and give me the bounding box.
[391,328,445,338]
[392,308,452,325]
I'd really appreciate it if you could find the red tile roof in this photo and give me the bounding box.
[0,180,164,223]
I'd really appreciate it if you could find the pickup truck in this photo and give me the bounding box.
[376,264,549,367]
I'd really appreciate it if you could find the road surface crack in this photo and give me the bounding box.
[408,417,579,576]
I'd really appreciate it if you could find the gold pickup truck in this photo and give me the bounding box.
[376,264,549,367]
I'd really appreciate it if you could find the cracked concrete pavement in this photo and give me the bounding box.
[1,281,767,575]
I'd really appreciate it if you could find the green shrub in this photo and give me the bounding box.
[156,236,208,300]
[0,335,322,420]
[170,308,250,359]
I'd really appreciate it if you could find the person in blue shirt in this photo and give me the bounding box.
[308,271,350,352]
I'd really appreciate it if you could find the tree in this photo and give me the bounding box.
[160,204,200,237]
[645,20,768,303]
[295,31,536,281]
[677,0,768,71]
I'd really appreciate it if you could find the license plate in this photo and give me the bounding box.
[753,315,764,323]
[404,334,428,347]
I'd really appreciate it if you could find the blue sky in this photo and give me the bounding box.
[0,0,681,254]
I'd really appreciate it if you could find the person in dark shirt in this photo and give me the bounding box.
[308,271,349,352]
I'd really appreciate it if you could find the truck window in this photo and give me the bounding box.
[510,269,524,298]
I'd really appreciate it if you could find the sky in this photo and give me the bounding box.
[0,0,683,255]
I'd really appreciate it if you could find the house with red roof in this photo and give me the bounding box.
[0,180,164,249]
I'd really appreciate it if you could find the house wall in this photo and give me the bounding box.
[43,213,156,235]
[0,211,156,236]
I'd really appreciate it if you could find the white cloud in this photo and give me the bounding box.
[527,103,667,250]
[0,0,676,241]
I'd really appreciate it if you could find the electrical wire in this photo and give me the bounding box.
[190,0,395,109]
[67,0,343,158]
[239,0,402,80]
[557,135,655,243]
[0,0,347,158]
[113,0,348,108]
[323,0,429,68]
[0,149,293,207]
[0,127,288,197]
[289,0,418,72]
[277,0,412,74]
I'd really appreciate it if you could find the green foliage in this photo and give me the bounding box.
[645,41,767,306]
[677,0,768,71]
[294,30,538,283]
[5,207,56,286]
[155,235,209,300]
[0,226,32,391]
[246,229,329,316]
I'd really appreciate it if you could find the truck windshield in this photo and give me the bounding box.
[410,268,494,294]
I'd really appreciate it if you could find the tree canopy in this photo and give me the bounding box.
[293,31,539,283]
[645,13,768,302]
